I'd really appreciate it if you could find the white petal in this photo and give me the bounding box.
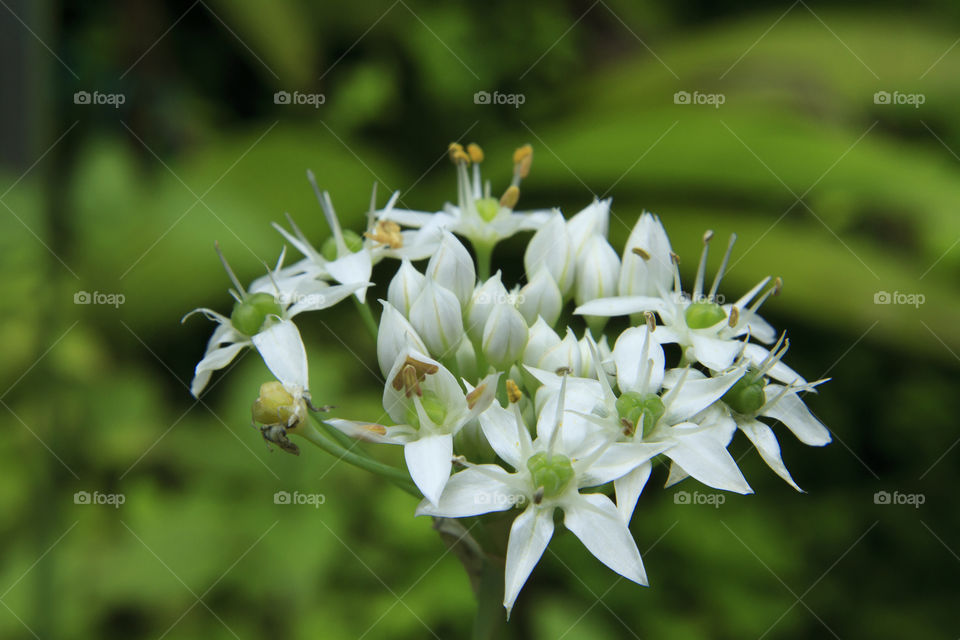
[415,465,522,518]
[761,386,831,446]
[562,493,647,585]
[663,424,752,494]
[742,344,807,385]
[286,281,366,317]
[479,404,525,469]
[251,319,308,389]
[614,326,665,394]
[575,295,667,318]
[614,462,652,523]
[580,442,669,487]
[324,419,414,445]
[662,365,744,425]
[190,341,247,397]
[405,434,454,505]
[619,212,673,297]
[689,334,741,370]
[325,250,373,302]
[504,506,555,617]
[738,419,802,491]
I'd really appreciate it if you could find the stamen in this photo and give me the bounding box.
[401,365,421,398]
[390,356,438,394]
[644,311,656,333]
[670,252,683,294]
[466,383,487,409]
[708,233,737,302]
[734,276,771,308]
[215,241,247,299]
[364,220,404,249]
[748,277,783,315]
[448,142,470,165]
[693,230,713,300]
[506,379,522,404]
[307,170,347,256]
[500,185,520,209]
[547,374,568,454]
[728,305,740,328]
[631,247,651,260]
[466,143,484,163]
[512,144,533,185]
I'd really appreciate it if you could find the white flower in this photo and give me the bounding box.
[574,234,621,311]
[566,198,611,258]
[387,258,425,317]
[184,247,363,396]
[417,378,664,616]
[576,231,793,376]
[425,231,476,307]
[522,322,582,376]
[270,174,441,303]
[328,349,499,504]
[524,212,575,295]
[618,212,673,297]
[409,280,465,357]
[516,268,563,327]
[381,143,551,249]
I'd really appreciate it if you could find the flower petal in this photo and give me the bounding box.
[614,462,652,523]
[662,424,752,494]
[662,365,745,425]
[761,386,831,446]
[504,506,555,618]
[325,250,373,302]
[575,295,667,318]
[405,433,453,505]
[689,334,741,371]
[251,319,309,389]
[738,419,802,491]
[562,493,647,585]
[415,465,523,518]
[479,403,525,469]
[190,341,247,397]
[614,326,665,394]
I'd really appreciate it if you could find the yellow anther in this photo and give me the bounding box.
[390,356,439,396]
[362,424,387,436]
[631,247,651,260]
[466,383,487,409]
[364,219,403,249]
[466,143,484,163]
[448,142,470,165]
[772,277,783,296]
[644,311,656,333]
[703,229,714,244]
[513,144,533,179]
[506,379,522,404]
[499,185,520,209]
[401,365,421,398]
[555,366,572,376]
[728,306,740,328]
[670,251,681,264]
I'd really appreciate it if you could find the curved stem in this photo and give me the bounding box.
[301,416,420,497]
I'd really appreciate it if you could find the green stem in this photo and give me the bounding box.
[472,556,508,639]
[474,242,493,281]
[301,417,420,497]
[353,297,379,341]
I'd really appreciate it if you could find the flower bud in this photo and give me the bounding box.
[566,199,610,258]
[574,234,621,306]
[409,281,465,357]
[538,327,582,375]
[524,213,575,295]
[426,231,476,307]
[619,212,673,297]
[387,258,425,317]
[522,317,560,369]
[377,301,429,377]
[465,272,508,344]
[516,268,562,327]
[482,303,529,369]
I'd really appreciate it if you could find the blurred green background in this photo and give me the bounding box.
[1,0,958,638]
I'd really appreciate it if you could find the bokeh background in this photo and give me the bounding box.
[1,0,958,638]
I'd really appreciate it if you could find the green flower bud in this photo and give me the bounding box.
[685,301,726,329]
[231,292,283,336]
[321,229,364,261]
[615,391,664,437]
[722,372,765,415]
[526,452,575,499]
[476,197,500,222]
[252,381,303,426]
[404,390,448,429]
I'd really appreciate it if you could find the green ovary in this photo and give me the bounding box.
[405,390,448,429]
[685,301,726,329]
[615,391,665,437]
[722,372,765,414]
[527,452,575,498]
[321,229,364,261]
[230,292,283,335]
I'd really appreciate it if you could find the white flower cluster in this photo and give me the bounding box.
[186,143,831,616]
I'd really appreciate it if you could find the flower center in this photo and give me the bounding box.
[684,301,726,329]
[321,229,364,261]
[615,391,664,437]
[231,292,283,335]
[722,370,766,414]
[476,197,500,222]
[405,390,448,429]
[526,452,575,499]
